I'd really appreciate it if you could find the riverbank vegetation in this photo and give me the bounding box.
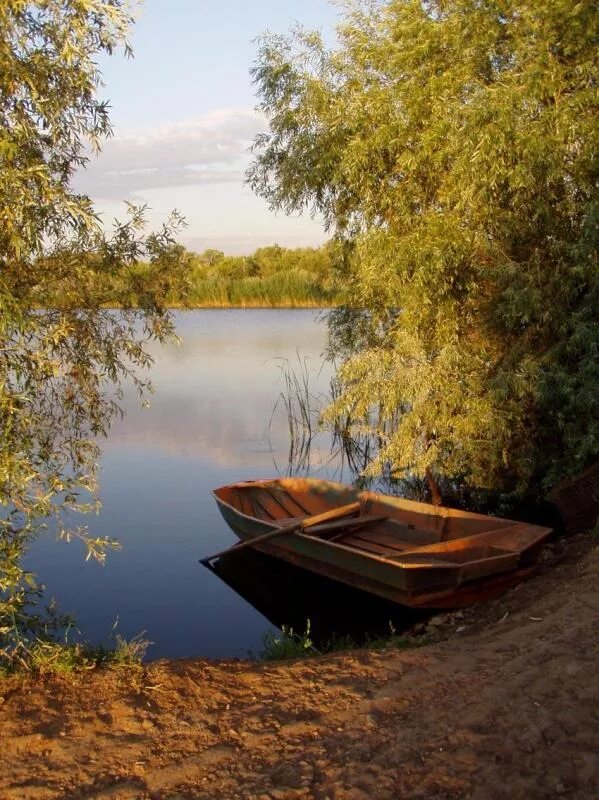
[250,0,598,505]
[150,242,345,307]
[37,241,346,309]
[259,618,428,661]
[0,1,190,669]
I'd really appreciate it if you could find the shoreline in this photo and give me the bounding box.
[112,303,338,310]
[1,533,597,799]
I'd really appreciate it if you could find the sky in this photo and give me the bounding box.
[73,0,341,254]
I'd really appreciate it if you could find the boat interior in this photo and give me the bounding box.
[214,478,539,566]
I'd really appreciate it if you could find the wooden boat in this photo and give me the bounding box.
[211,477,552,609]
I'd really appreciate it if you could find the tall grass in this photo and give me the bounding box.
[185,271,339,307]
[271,353,384,483]
[271,355,324,475]
[273,351,436,500]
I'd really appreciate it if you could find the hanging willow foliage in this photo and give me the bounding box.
[0,1,192,660]
[249,0,598,499]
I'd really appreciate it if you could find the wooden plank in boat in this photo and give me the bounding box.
[353,528,420,553]
[250,492,281,521]
[233,488,257,518]
[477,523,551,554]
[396,544,504,564]
[234,486,314,521]
[339,535,409,558]
[399,523,544,556]
[301,514,386,537]
[267,487,313,517]
[382,519,442,546]
[255,487,314,521]
[270,484,335,516]
[364,495,513,537]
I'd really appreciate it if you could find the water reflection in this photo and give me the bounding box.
[25,310,354,660]
[209,548,425,650]
[108,309,337,470]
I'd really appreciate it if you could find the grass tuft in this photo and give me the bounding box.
[260,620,317,661]
[259,619,428,661]
[0,632,149,678]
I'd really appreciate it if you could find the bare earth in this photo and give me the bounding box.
[1,535,598,800]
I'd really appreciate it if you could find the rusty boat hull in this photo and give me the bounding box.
[212,477,552,609]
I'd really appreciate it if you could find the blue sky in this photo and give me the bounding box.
[74,1,341,254]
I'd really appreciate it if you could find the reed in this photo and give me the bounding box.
[185,271,339,308]
[270,354,327,476]
[271,353,385,485]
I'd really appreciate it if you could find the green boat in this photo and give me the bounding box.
[210,477,552,609]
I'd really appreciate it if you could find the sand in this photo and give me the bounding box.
[1,534,597,800]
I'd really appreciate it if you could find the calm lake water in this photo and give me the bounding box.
[26,310,416,660]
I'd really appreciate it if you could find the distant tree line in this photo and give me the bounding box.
[114,242,348,308]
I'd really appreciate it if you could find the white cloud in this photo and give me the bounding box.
[73,108,265,199]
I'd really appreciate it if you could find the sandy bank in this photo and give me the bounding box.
[1,535,597,800]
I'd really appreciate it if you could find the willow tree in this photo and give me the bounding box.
[249,0,598,500]
[0,1,191,660]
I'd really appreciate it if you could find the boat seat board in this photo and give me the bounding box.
[338,535,410,558]
[344,532,412,555]
[381,520,442,546]
[352,527,430,552]
[301,514,386,537]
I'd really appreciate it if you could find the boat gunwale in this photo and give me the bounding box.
[213,477,522,524]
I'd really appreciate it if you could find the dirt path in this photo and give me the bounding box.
[1,536,598,800]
